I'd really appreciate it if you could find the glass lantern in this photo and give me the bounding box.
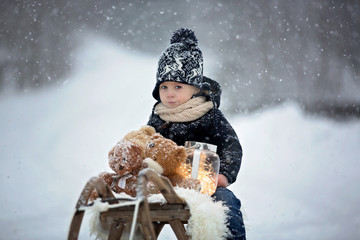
[178,141,220,195]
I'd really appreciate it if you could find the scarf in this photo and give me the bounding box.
[155,96,214,123]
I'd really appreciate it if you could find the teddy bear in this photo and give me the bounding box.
[92,126,200,199]
[91,126,158,198]
[94,140,144,198]
[90,126,156,197]
[145,134,201,191]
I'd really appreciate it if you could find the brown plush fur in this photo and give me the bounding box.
[122,125,156,158]
[108,141,143,175]
[145,134,201,190]
[91,141,144,198]
[99,171,138,197]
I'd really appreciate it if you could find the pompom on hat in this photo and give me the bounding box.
[152,28,204,101]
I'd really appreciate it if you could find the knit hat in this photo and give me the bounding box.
[152,28,204,101]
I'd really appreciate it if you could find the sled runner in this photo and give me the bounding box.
[68,169,190,240]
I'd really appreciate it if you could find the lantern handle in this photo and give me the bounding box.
[184,141,217,152]
[185,143,201,150]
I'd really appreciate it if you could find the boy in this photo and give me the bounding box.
[147,28,246,240]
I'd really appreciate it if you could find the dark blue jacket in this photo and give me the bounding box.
[147,92,242,185]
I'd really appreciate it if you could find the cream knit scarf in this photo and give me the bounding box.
[155,96,214,122]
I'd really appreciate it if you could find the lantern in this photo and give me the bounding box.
[178,141,220,195]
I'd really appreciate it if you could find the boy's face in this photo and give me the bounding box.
[159,81,199,108]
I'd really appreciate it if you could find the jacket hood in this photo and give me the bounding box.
[201,76,222,108]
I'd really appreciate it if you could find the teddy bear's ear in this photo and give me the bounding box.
[108,146,115,157]
[150,133,162,140]
[174,147,187,162]
[139,125,156,136]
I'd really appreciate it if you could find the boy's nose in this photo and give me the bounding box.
[167,90,174,97]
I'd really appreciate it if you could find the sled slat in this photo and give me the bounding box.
[101,204,190,222]
[68,210,85,240]
[68,177,116,240]
[153,222,165,237]
[108,221,125,240]
[169,219,189,240]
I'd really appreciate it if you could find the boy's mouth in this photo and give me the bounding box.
[166,101,178,107]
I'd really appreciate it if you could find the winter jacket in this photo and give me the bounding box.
[147,78,242,184]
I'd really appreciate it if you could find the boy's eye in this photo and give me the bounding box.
[160,85,167,89]
[175,86,182,89]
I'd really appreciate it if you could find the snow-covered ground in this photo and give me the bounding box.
[1,37,359,240]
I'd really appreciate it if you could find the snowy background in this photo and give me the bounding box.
[1,37,360,239]
[1,0,360,116]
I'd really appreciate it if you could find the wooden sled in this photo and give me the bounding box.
[68,169,190,240]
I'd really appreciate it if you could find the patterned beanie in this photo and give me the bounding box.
[152,28,204,101]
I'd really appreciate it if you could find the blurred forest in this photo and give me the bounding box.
[1,0,359,119]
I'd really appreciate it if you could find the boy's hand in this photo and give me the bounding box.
[217,174,228,188]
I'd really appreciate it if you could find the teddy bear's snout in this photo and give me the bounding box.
[118,165,124,170]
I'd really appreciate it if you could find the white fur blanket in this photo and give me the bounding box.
[89,189,230,240]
